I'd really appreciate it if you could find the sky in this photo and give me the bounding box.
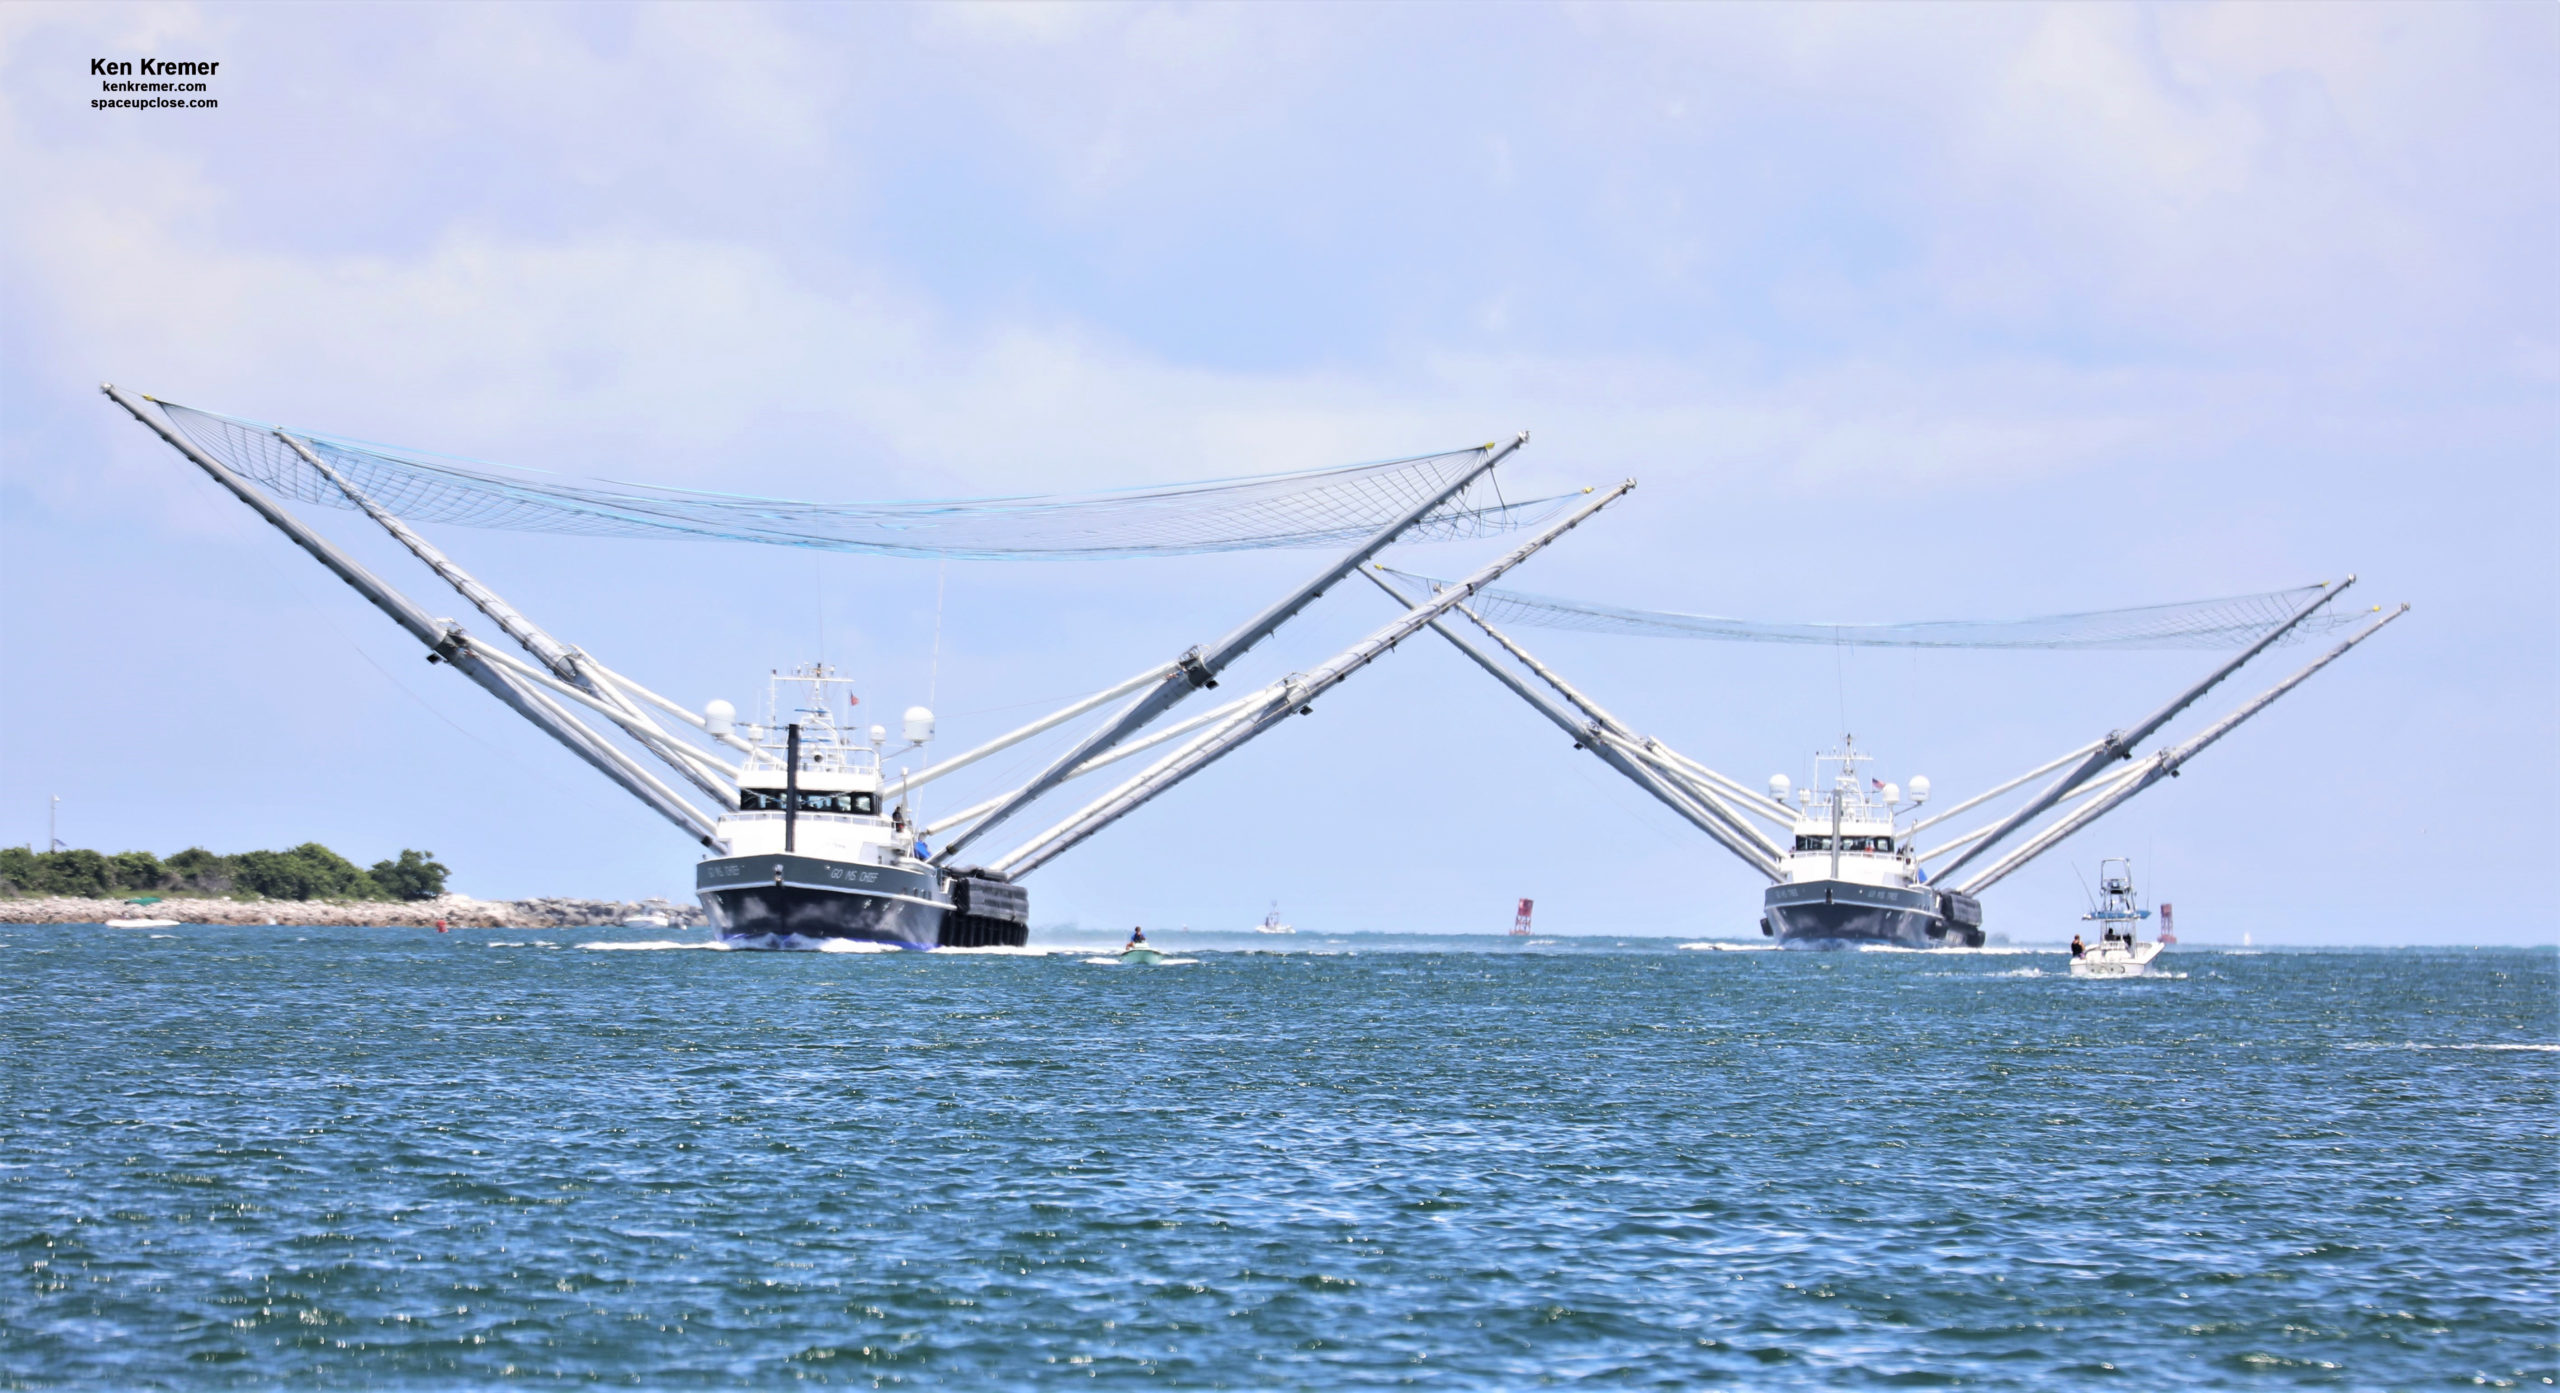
[2,2,2552,945]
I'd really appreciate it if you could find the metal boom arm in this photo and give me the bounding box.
[1444,595,1790,857]
[984,480,1632,880]
[937,432,1531,862]
[105,384,724,846]
[275,430,741,811]
[1929,577,2355,883]
[1368,569,1785,881]
[1955,604,2408,895]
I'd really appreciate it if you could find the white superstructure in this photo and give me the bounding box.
[710,665,927,871]
[1775,743,1923,891]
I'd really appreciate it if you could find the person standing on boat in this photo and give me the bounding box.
[2070,933,2087,959]
[1125,925,1147,951]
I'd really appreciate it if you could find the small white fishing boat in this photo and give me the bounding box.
[104,917,181,929]
[2070,859,2168,978]
[1255,902,1294,934]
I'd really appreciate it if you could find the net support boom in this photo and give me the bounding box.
[983,479,1632,881]
[1440,594,1791,853]
[1367,570,1785,882]
[936,431,1531,863]
[104,384,725,847]
[1954,604,2408,895]
[273,430,743,811]
[1929,578,2356,884]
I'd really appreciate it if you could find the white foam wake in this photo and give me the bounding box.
[578,937,1080,955]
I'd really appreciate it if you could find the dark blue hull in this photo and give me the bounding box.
[697,853,947,948]
[1762,880,1984,949]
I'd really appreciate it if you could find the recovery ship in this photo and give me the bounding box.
[107,385,1629,948]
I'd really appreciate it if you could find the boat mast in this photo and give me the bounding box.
[1829,779,1843,880]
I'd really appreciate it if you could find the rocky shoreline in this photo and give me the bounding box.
[0,894,706,929]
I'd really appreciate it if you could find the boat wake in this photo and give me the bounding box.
[579,937,1076,955]
[1678,941,1776,952]
[2394,1042,2560,1053]
[1083,955,1200,966]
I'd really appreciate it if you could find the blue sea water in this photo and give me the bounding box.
[0,926,2550,1389]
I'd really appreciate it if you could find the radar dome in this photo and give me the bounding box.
[868,724,888,745]
[703,699,735,737]
[1908,775,1931,804]
[1882,782,1901,806]
[1768,774,1792,801]
[903,705,936,744]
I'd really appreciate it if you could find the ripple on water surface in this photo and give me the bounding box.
[0,927,2551,1389]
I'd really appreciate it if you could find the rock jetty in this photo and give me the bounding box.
[0,895,706,929]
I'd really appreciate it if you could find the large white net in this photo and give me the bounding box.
[1379,570,2367,650]
[154,400,1566,559]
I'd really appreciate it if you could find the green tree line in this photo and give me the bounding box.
[0,845,450,902]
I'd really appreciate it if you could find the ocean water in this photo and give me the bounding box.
[1,927,2550,1389]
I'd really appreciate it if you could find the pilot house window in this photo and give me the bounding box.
[739,788,878,815]
[1793,834,1898,854]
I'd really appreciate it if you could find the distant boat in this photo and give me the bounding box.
[1255,902,1294,934]
[1120,945,1165,965]
[2070,859,2169,979]
[107,897,178,929]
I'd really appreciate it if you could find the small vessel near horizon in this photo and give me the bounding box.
[2070,858,2168,978]
[619,897,679,929]
[105,895,181,930]
[1255,902,1295,934]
